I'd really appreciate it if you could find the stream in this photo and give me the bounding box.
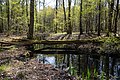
[27,43,120,80]
[36,53,120,80]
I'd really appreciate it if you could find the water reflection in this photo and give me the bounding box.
[37,54,56,67]
[37,54,120,80]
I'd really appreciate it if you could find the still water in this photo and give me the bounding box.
[37,54,120,80]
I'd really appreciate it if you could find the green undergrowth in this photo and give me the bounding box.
[0,64,11,72]
[98,36,120,43]
[99,37,120,54]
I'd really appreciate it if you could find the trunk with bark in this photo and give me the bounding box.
[63,0,67,32]
[28,0,34,39]
[79,0,83,35]
[67,0,72,34]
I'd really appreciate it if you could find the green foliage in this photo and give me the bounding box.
[100,37,120,43]
[82,72,85,80]
[100,37,120,54]
[0,0,119,36]
[68,64,77,76]
[100,71,105,80]
[94,68,98,78]
[80,68,106,80]
[71,5,80,32]
[0,0,28,34]
[86,68,90,80]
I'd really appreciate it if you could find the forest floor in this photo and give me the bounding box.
[47,32,99,40]
[0,46,76,80]
[0,33,83,80]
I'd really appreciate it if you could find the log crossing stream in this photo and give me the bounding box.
[0,38,120,79]
[0,39,102,46]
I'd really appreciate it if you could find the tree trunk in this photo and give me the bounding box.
[0,0,3,33]
[114,0,119,35]
[55,0,58,33]
[98,0,101,36]
[63,0,67,32]
[26,0,28,18]
[88,15,91,34]
[28,0,34,39]
[26,0,29,34]
[107,0,114,36]
[67,0,72,34]
[79,0,83,34]
[95,14,98,32]
[43,0,46,32]
[35,0,38,31]
[72,0,76,32]
[39,0,41,32]
[104,1,107,32]
[6,0,10,33]
[86,18,88,34]
[22,0,25,15]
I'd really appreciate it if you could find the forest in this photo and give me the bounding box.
[0,0,120,80]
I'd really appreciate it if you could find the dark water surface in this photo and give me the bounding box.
[36,53,120,80]
[30,44,120,80]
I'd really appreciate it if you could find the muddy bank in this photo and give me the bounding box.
[0,47,76,80]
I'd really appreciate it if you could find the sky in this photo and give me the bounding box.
[38,0,75,10]
[44,0,75,7]
[45,0,56,7]
[38,0,56,9]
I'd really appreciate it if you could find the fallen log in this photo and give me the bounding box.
[0,39,103,46]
